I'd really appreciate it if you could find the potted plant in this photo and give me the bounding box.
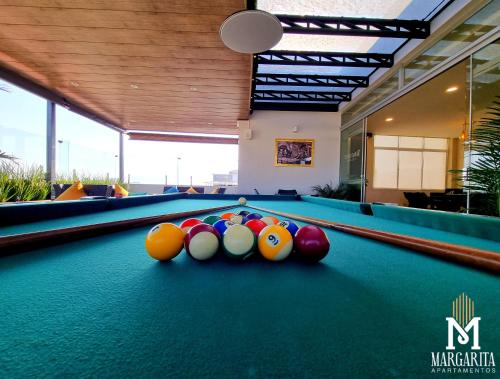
[452,97,500,216]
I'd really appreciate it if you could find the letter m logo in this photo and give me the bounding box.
[446,317,481,350]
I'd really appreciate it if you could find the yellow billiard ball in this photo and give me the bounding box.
[257,225,293,261]
[145,223,185,261]
[238,197,247,205]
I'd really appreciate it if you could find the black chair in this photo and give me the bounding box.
[403,192,430,209]
[51,183,71,199]
[83,184,114,197]
[277,189,298,196]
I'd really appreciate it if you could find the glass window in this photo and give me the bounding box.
[398,151,423,189]
[56,106,119,180]
[0,80,46,168]
[125,139,238,186]
[339,120,365,201]
[422,151,447,189]
[373,149,398,189]
[373,135,447,190]
[468,40,500,216]
[404,1,500,85]
[424,137,448,150]
[342,73,399,125]
[399,136,423,149]
[374,135,398,148]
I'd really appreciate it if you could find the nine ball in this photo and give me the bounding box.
[258,225,293,262]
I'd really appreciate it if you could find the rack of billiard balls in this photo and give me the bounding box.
[145,210,330,263]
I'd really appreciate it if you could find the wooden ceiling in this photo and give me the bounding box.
[0,0,252,134]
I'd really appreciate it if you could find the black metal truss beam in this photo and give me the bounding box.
[253,102,339,112]
[255,73,368,88]
[257,50,393,67]
[254,90,350,102]
[277,15,430,39]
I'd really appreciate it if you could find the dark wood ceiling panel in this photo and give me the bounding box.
[0,0,251,134]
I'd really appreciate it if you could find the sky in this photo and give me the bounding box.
[0,80,239,185]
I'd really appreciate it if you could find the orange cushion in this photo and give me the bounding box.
[55,181,86,201]
[114,183,129,198]
[186,186,199,194]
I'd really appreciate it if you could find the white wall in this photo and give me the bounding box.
[238,111,341,195]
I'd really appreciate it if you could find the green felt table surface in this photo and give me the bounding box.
[1,199,499,378]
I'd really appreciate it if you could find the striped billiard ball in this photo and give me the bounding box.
[261,216,280,226]
[222,224,256,260]
[278,220,300,237]
[245,219,267,236]
[184,223,220,261]
[257,225,293,261]
[179,218,203,234]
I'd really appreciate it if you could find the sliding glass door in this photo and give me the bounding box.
[339,119,367,202]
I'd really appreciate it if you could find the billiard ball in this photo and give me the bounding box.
[223,224,256,260]
[238,210,250,217]
[184,223,220,261]
[257,225,293,261]
[246,213,262,220]
[294,225,330,262]
[245,219,267,236]
[238,197,247,205]
[261,216,280,225]
[278,220,300,237]
[220,212,236,220]
[145,223,184,261]
[229,215,248,225]
[179,218,203,233]
[203,215,221,225]
[213,219,235,237]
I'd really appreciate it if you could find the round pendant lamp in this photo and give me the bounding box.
[220,10,283,54]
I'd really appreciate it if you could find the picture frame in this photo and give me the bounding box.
[275,139,315,167]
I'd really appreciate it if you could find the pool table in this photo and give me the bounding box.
[1,196,499,378]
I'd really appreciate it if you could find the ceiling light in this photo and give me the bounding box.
[207,122,213,125]
[169,121,175,124]
[220,10,283,53]
[190,87,198,91]
[69,81,79,87]
[385,117,393,122]
[130,84,139,89]
[446,86,458,93]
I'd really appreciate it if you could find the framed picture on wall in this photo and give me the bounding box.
[275,139,315,167]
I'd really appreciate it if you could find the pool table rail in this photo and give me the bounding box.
[0,203,238,256]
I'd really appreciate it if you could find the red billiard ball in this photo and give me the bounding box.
[294,225,330,262]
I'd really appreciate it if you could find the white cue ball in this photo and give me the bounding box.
[238,197,247,205]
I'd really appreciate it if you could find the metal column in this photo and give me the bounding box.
[119,132,125,183]
[46,101,56,182]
